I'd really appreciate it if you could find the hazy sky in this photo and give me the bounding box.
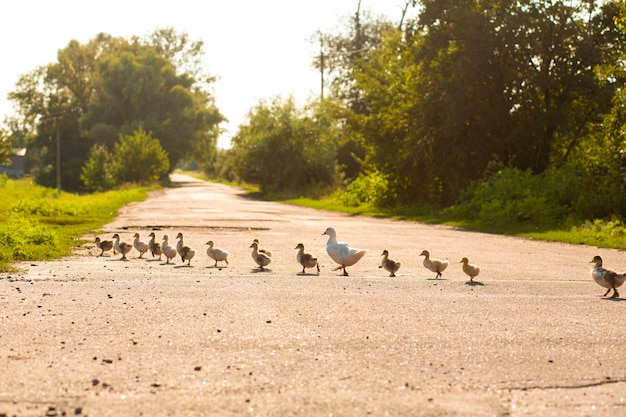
[0,1,415,148]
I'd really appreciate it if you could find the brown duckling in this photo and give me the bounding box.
[175,232,196,265]
[295,243,320,275]
[94,237,113,257]
[380,249,401,277]
[590,255,626,298]
[250,241,271,271]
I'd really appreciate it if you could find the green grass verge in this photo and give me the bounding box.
[0,175,150,272]
[281,195,626,250]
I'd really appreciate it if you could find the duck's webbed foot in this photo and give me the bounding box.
[611,289,620,298]
[603,288,611,297]
[342,267,349,276]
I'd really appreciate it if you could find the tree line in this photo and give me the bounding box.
[228,0,626,225]
[4,29,223,190]
[2,1,626,226]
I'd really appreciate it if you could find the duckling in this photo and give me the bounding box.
[380,249,401,277]
[133,233,149,258]
[161,235,177,264]
[112,233,132,260]
[147,232,162,260]
[175,232,196,265]
[295,243,320,275]
[250,241,272,271]
[205,240,229,267]
[420,249,449,278]
[94,237,113,257]
[590,255,626,298]
[252,239,272,258]
[460,257,480,282]
[323,227,367,276]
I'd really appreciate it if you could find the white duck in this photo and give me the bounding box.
[590,255,626,298]
[460,257,480,282]
[420,249,449,278]
[94,237,113,257]
[161,235,177,264]
[250,241,272,270]
[205,240,229,267]
[253,239,272,258]
[147,232,162,260]
[380,249,401,277]
[175,232,196,265]
[112,233,132,260]
[323,227,367,276]
[295,243,320,275]
[133,233,149,258]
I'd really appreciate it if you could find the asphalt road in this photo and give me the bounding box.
[1,173,624,417]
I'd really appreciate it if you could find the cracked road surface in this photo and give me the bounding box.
[1,173,625,416]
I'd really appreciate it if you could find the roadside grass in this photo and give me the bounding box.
[281,195,626,250]
[182,172,626,250]
[0,175,150,272]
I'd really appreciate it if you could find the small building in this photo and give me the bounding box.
[0,148,26,178]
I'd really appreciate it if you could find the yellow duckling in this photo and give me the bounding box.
[175,232,196,265]
[250,241,271,271]
[112,233,132,260]
[253,238,272,258]
[380,249,401,277]
[460,257,480,282]
[161,235,177,264]
[295,243,320,275]
[94,237,113,257]
[147,232,162,260]
[133,233,149,259]
[205,240,229,267]
[590,255,626,298]
[420,249,449,278]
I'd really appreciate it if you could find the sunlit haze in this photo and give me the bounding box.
[1,1,416,148]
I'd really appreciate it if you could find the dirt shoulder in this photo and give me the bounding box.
[1,174,624,417]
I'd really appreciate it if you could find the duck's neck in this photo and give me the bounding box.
[326,233,337,245]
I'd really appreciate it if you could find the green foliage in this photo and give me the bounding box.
[111,128,170,185]
[443,167,569,227]
[0,176,148,272]
[0,214,59,265]
[7,29,224,191]
[80,144,115,191]
[340,170,389,207]
[230,96,338,197]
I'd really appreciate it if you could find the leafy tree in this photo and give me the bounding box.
[230,96,337,196]
[7,29,224,191]
[314,7,395,180]
[340,0,624,205]
[80,145,115,191]
[0,128,12,166]
[110,128,169,185]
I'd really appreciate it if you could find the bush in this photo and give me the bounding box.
[341,170,389,207]
[111,128,170,185]
[443,167,568,227]
[0,214,59,262]
[80,144,116,191]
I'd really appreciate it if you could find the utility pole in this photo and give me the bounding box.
[55,121,61,194]
[319,35,325,101]
[41,109,77,195]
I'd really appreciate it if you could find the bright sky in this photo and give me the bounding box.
[0,0,415,148]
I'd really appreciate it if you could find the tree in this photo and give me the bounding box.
[80,145,115,191]
[110,128,170,185]
[230,96,338,196]
[0,128,12,166]
[341,0,624,205]
[7,29,224,191]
